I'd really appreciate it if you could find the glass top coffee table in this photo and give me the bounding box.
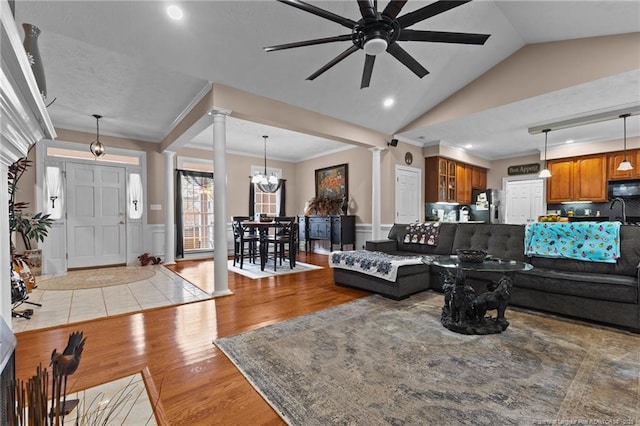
[423,255,533,335]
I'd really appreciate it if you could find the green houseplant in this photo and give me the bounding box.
[8,157,53,254]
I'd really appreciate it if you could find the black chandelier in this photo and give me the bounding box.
[251,135,282,193]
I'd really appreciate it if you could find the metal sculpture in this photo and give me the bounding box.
[50,331,87,424]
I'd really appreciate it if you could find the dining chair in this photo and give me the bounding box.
[231,216,259,269]
[267,216,297,271]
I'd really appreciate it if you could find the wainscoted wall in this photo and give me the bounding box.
[147,224,166,259]
[41,221,66,275]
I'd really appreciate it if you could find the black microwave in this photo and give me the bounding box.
[608,180,640,199]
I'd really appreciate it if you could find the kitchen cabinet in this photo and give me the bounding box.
[456,163,472,204]
[426,157,486,203]
[607,149,640,180]
[546,154,607,203]
[426,157,456,202]
[471,166,487,190]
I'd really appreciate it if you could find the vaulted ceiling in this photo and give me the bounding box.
[13,1,640,161]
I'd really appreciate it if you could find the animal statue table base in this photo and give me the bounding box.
[440,270,513,335]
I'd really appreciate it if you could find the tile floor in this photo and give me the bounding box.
[12,265,211,333]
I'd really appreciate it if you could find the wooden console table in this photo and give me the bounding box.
[298,215,356,252]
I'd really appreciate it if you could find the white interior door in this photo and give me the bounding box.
[66,163,126,268]
[396,165,422,223]
[505,179,545,224]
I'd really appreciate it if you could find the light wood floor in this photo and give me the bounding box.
[15,253,368,425]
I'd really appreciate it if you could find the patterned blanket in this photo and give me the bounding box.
[329,250,425,282]
[524,222,621,263]
[402,222,441,246]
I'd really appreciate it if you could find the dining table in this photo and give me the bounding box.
[241,221,289,271]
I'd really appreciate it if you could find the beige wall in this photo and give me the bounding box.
[487,153,542,189]
[294,146,370,222]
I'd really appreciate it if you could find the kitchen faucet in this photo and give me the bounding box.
[609,197,626,224]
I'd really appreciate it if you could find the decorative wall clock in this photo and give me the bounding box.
[405,152,413,165]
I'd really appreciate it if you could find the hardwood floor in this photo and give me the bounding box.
[15,252,368,425]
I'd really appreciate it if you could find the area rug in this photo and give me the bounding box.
[37,266,156,290]
[215,292,640,426]
[227,260,322,279]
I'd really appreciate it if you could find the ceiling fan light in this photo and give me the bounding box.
[538,168,552,178]
[617,160,633,171]
[363,38,388,56]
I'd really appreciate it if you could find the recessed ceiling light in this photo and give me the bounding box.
[464,144,472,149]
[383,98,395,108]
[167,5,184,20]
[565,139,574,144]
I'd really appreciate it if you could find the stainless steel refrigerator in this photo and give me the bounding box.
[470,189,504,223]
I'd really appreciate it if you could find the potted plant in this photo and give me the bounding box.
[8,157,53,274]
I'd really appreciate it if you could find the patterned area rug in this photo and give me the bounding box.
[227,260,322,279]
[215,292,640,426]
[37,266,156,290]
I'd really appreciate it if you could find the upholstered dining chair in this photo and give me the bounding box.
[267,216,297,271]
[231,216,259,269]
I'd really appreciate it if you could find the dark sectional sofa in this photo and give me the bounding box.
[333,222,640,332]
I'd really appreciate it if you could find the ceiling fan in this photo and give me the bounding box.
[264,0,490,89]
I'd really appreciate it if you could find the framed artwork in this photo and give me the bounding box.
[315,163,348,199]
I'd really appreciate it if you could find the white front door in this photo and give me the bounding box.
[66,163,126,268]
[395,165,422,223]
[505,179,545,224]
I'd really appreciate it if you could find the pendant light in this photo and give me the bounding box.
[617,113,633,171]
[538,129,552,178]
[90,114,106,158]
[251,135,282,193]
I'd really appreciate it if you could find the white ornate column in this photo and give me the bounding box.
[371,147,383,240]
[1,1,56,325]
[0,163,11,322]
[211,109,233,297]
[163,150,176,265]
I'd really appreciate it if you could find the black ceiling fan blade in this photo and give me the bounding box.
[357,0,377,20]
[382,0,408,20]
[307,45,360,81]
[398,29,490,45]
[387,43,429,78]
[361,55,376,89]
[264,35,353,52]
[277,0,356,29]
[397,0,471,29]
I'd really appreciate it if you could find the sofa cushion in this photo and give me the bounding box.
[451,224,526,262]
[516,268,638,303]
[390,223,457,255]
